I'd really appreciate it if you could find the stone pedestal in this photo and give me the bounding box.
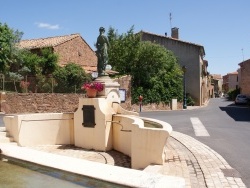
[74,76,121,151]
[95,76,121,106]
[74,98,115,151]
[95,76,120,96]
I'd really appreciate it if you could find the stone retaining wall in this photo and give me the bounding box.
[0,92,182,114]
[0,75,133,114]
[1,93,82,114]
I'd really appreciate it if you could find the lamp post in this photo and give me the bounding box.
[182,66,187,109]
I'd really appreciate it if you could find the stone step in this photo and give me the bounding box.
[0,136,14,143]
[143,164,163,173]
[0,131,10,137]
[0,127,6,132]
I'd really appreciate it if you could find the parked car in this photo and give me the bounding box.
[214,93,220,98]
[223,94,229,98]
[235,94,248,105]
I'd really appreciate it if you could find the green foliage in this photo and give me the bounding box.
[18,49,42,75]
[107,26,141,75]
[39,48,59,75]
[227,88,240,101]
[186,94,195,106]
[18,47,58,77]
[18,66,31,76]
[53,63,91,93]
[107,26,183,104]
[0,22,23,73]
[8,72,23,92]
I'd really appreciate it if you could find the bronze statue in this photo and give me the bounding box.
[96,27,109,76]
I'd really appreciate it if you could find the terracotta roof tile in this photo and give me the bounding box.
[228,71,238,75]
[211,74,222,79]
[18,33,81,49]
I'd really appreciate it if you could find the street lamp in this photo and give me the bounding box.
[182,66,187,109]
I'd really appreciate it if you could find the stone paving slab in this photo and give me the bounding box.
[27,132,247,188]
[29,144,131,168]
[0,127,247,188]
[0,143,185,188]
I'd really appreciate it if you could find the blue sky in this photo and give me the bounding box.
[1,1,249,76]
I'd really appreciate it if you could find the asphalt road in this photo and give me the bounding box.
[0,114,4,127]
[140,98,250,187]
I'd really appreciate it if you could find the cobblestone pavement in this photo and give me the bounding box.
[169,131,246,188]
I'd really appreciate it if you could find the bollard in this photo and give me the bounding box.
[139,95,143,112]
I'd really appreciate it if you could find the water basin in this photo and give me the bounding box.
[0,155,128,188]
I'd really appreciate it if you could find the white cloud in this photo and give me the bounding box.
[35,22,60,30]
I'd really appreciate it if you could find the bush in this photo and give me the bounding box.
[186,93,195,106]
[227,88,240,101]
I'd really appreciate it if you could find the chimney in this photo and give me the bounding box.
[171,27,179,39]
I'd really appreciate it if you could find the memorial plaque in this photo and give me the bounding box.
[82,105,96,127]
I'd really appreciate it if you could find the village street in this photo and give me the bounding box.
[141,98,250,187]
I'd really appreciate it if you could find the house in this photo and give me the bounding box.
[222,72,239,93]
[211,74,223,97]
[238,59,250,95]
[140,28,208,106]
[18,33,97,73]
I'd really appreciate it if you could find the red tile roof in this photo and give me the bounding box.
[211,74,222,79]
[18,33,81,49]
[228,71,238,75]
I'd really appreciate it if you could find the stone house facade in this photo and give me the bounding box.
[140,28,208,106]
[19,33,97,73]
[211,74,223,97]
[222,72,239,93]
[238,59,250,95]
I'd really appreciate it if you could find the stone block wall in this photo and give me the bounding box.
[54,36,97,68]
[1,93,83,114]
[0,76,133,114]
[240,60,250,95]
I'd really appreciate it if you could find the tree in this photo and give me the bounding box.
[19,49,42,75]
[53,63,91,93]
[107,26,183,104]
[39,48,59,75]
[9,72,23,92]
[0,22,23,73]
[107,26,141,75]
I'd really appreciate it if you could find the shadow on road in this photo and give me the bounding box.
[220,104,250,122]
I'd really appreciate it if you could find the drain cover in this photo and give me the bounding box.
[221,169,241,178]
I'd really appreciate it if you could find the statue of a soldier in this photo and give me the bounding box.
[96,27,109,77]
